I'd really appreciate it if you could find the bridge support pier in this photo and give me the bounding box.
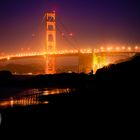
[78,53,93,74]
[93,53,107,73]
[45,11,56,74]
[45,55,56,74]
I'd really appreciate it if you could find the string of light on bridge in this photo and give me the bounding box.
[95,46,139,52]
[0,46,140,61]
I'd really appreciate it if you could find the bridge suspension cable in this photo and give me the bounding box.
[56,26,78,50]
[57,16,80,50]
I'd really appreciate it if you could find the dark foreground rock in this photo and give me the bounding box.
[0,55,140,136]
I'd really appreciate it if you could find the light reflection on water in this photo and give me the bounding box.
[0,88,72,109]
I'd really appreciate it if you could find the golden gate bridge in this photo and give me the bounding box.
[0,11,140,74]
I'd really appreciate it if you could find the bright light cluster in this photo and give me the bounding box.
[0,46,139,61]
[95,46,139,52]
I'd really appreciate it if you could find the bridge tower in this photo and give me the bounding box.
[45,11,56,74]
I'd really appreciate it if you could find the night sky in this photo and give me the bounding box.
[0,0,140,54]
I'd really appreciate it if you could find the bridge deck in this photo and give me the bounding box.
[0,51,139,62]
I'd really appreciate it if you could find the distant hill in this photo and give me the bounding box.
[0,63,44,74]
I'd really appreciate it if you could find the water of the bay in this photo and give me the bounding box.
[0,88,73,109]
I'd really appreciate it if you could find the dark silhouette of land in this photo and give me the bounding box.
[0,54,139,134]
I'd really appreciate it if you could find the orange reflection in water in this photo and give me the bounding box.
[0,94,41,109]
[0,88,72,109]
[42,88,71,95]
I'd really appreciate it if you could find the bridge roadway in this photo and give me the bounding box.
[0,51,139,62]
[0,53,80,62]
